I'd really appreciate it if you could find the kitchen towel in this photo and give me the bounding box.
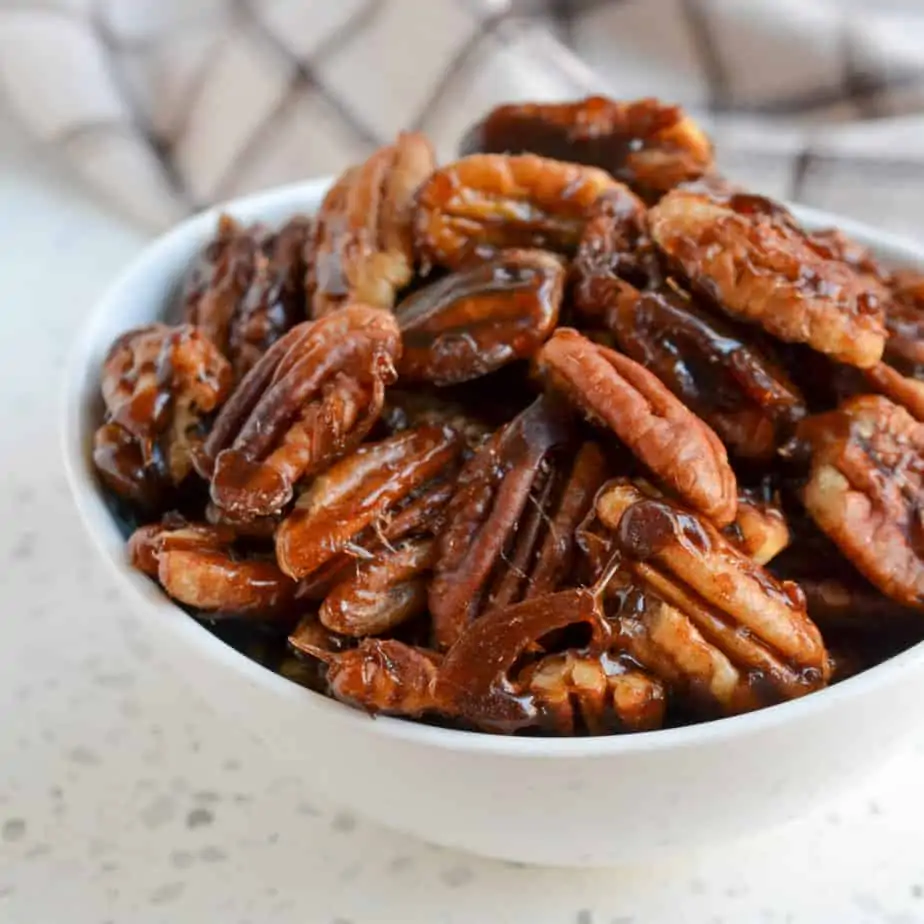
[1,0,923,236]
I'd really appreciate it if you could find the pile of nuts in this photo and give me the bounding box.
[93,96,924,736]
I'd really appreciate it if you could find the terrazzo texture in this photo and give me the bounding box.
[3,117,924,923]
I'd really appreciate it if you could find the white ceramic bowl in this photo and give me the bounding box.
[63,178,924,867]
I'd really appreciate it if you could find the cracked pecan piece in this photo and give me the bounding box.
[201,305,401,518]
[275,424,463,580]
[308,132,436,317]
[884,269,924,375]
[184,215,311,379]
[800,395,924,608]
[429,398,607,650]
[414,153,621,269]
[535,328,737,525]
[598,480,829,714]
[649,185,887,368]
[395,249,564,385]
[601,279,806,460]
[572,187,661,320]
[319,537,437,637]
[434,583,613,733]
[723,488,790,565]
[460,96,713,200]
[128,518,296,620]
[93,323,232,508]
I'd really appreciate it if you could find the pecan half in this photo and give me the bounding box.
[649,185,887,368]
[308,132,436,317]
[275,424,463,580]
[183,215,311,379]
[459,96,713,199]
[202,306,401,517]
[395,249,564,385]
[414,153,621,269]
[599,480,829,714]
[572,187,661,320]
[128,519,296,620]
[801,395,924,608]
[93,324,232,506]
[319,537,437,637]
[601,279,806,460]
[535,328,737,525]
[429,399,603,650]
[292,635,443,718]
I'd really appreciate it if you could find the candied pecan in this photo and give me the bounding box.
[518,650,666,734]
[128,519,296,619]
[308,132,435,317]
[800,395,924,608]
[806,227,887,284]
[434,586,612,733]
[863,362,924,421]
[572,187,661,320]
[395,249,564,385]
[722,489,790,565]
[202,306,401,517]
[294,635,443,717]
[598,480,829,713]
[601,279,806,460]
[414,153,621,269]
[183,215,311,378]
[535,328,737,525]
[275,425,463,580]
[649,185,887,368]
[319,537,437,637]
[429,400,606,650]
[93,324,232,506]
[884,269,924,375]
[459,96,713,199]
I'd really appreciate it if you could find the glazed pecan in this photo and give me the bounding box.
[723,488,790,565]
[308,132,435,317]
[535,328,737,525]
[381,389,494,451]
[184,215,311,379]
[435,586,612,733]
[572,187,661,320]
[202,306,401,517]
[429,399,607,650]
[598,480,829,714]
[800,395,924,607]
[649,185,887,368]
[884,269,924,375]
[601,279,806,460]
[806,227,887,285]
[128,519,296,620]
[518,650,666,734]
[460,96,713,199]
[295,636,443,717]
[319,537,437,637]
[395,249,564,385]
[275,424,463,580]
[93,324,232,507]
[414,153,621,269]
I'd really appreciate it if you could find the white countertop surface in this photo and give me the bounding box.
[2,118,924,924]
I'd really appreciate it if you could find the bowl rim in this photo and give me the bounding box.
[62,176,924,759]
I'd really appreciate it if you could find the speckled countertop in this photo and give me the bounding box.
[3,120,924,924]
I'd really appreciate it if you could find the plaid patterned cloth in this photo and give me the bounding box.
[1,0,923,235]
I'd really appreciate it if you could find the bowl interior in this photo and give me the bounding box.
[62,179,924,756]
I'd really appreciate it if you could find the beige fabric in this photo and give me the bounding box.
[1,0,923,233]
